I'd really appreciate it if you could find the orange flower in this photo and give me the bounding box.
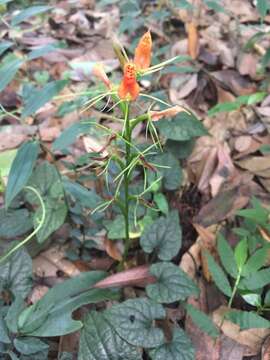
[134,30,152,70]
[118,30,152,101]
[118,62,140,101]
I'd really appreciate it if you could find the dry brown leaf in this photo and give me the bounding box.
[180,242,201,280]
[213,306,270,355]
[94,265,156,289]
[0,133,26,151]
[237,53,258,79]
[103,237,122,261]
[262,335,270,360]
[187,22,199,60]
[236,156,270,178]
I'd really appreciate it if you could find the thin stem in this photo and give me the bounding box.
[123,102,131,262]
[0,186,46,264]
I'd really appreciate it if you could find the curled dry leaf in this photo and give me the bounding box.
[150,105,190,121]
[103,237,123,261]
[213,306,270,356]
[94,265,156,289]
[180,241,201,280]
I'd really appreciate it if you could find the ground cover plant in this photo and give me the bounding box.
[0,0,270,359]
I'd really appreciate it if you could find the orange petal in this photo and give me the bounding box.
[92,63,112,89]
[134,30,152,70]
[118,62,140,101]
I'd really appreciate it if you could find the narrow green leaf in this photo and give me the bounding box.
[27,44,60,61]
[22,80,67,119]
[204,252,232,297]
[186,303,219,338]
[0,57,23,92]
[5,141,39,208]
[106,298,166,348]
[217,234,238,278]
[226,310,270,329]
[146,262,199,303]
[261,48,270,69]
[234,239,248,270]
[12,5,52,26]
[154,193,169,215]
[18,271,118,337]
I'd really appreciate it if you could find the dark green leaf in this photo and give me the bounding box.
[27,162,67,243]
[261,48,270,69]
[149,327,194,360]
[146,262,198,303]
[242,247,267,277]
[0,41,13,56]
[217,234,238,278]
[78,311,142,360]
[106,298,166,348]
[256,0,270,18]
[140,210,182,261]
[27,44,59,61]
[11,6,52,26]
[22,80,67,119]
[151,152,182,190]
[63,180,101,209]
[204,252,232,297]
[0,208,32,238]
[240,268,270,290]
[0,248,32,299]
[155,112,207,141]
[5,296,25,333]
[185,304,219,338]
[153,193,169,215]
[226,310,270,329]
[0,313,11,343]
[165,139,195,160]
[0,57,23,92]
[260,144,270,154]
[5,141,39,208]
[18,271,118,337]
[14,337,48,355]
[52,121,92,151]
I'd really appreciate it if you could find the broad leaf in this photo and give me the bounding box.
[240,268,270,290]
[0,208,32,238]
[27,162,67,243]
[242,247,267,277]
[151,152,182,190]
[63,180,101,209]
[0,41,13,56]
[226,310,270,329]
[256,0,270,18]
[0,57,23,93]
[155,112,207,141]
[217,234,238,278]
[5,296,25,333]
[5,141,39,208]
[0,248,32,299]
[140,210,182,261]
[11,5,52,26]
[79,311,142,360]
[0,313,11,344]
[185,303,219,338]
[22,80,67,119]
[18,271,118,337]
[204,252,232,297]
[106,298,166,348]
[149,327,194,360]
[14,337,48,356]
[165,139,195,160]
[52,121,93,151]
[234,239,248,270]
[146,262,198,303]
[153,193,169,215]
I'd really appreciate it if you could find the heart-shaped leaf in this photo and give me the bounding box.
[79,311,142,360]
[140,210,181,261]
[146,262,198,303]
[106,298,166,348]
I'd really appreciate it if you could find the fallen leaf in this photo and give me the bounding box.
[103,237,122,261]
[236,156,270,178]
[187,22,199,60]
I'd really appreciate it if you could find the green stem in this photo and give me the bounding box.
[0,186,46,264]
[122,102,131,262]
[228,270,242,309]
